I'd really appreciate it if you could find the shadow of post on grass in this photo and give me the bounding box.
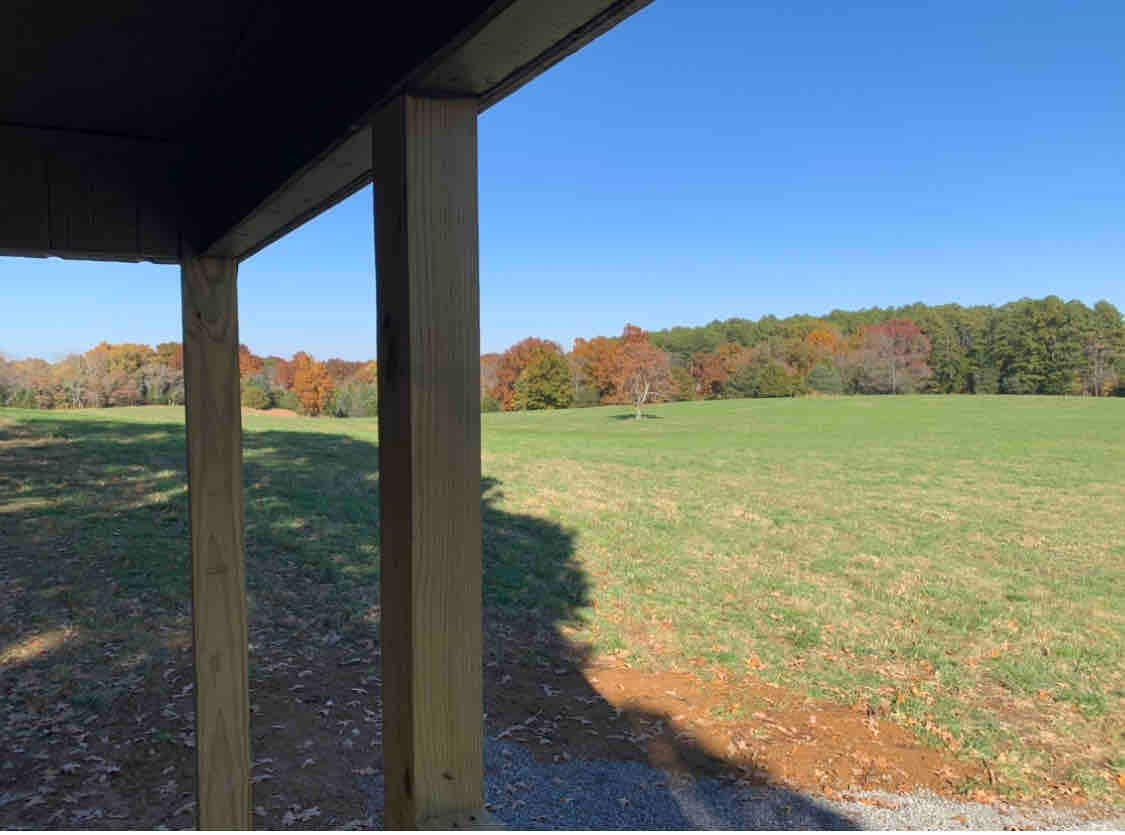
[0,410,857,829]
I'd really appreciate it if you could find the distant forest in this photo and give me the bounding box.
[647,295,1125,398]
[1,296,1122,415]
[0,346,376,417]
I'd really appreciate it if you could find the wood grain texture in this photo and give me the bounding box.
[181,256,251,830]
[0,126,181,263]
[0,128,50,251]
[373,95,484,830]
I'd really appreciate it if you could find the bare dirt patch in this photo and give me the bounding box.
[242,408,301,418]
[485,628,982,801]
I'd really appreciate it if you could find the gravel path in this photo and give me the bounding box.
[479,739,1124,830]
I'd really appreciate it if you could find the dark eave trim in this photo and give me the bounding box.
[204,0,653,261]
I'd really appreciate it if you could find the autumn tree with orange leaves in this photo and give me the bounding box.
[155,342,183,371]
[238,344,264,378]
[610,324,672,419]
[291,352,336,415]
[805,328,840,355]
[571,335,621,402]
[690,342,751,398]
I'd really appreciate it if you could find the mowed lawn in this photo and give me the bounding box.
[1,396,1122,802]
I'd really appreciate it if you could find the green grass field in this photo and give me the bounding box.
[1,396,1122,801]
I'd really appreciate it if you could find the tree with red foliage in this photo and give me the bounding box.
[691,350,728,398]
[491,337,565,411]
[274,357,296,390]
[690,342,751,398]
[860,319,933,394]
[571,335,621,402]
[611,324,672,419]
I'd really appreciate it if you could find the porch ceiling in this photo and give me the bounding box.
[0,0,650,262]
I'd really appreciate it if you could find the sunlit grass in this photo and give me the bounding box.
[1,396,1122,802]
[480,396,1124,801]
[0,626,78,665]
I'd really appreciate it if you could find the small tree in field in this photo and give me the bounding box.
[612,324,671,419]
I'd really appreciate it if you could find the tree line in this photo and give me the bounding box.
[0,342,378,417]
[485,296,1124,411]
[2,296,1121,416]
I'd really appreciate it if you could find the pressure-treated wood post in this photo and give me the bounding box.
[181,256,251,830]
[373,95,486,829]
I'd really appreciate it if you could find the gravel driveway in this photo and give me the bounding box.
[476,739,1123,830]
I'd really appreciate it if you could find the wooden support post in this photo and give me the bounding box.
[181,256,252,830]
[373,95,487,830]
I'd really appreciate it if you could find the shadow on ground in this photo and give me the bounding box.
[0,411,857,829]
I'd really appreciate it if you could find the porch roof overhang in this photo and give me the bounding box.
[0,0,650,264]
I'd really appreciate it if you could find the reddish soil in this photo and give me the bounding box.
[485,625,981,800]
[2,611,986,830]
[242,408,301,418]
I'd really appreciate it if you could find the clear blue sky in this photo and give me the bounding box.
[2,0,1122,360]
